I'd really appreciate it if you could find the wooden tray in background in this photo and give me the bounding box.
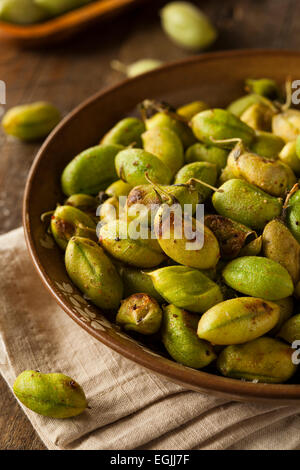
[0,0,144,46]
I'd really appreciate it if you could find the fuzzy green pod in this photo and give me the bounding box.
[116,293,162,335]
[160,2,217,51]
[278,314,300,343]
[101,117,145,147]
[251,131,285,159]
[217,337,297,383]
[154,205,220,269]
[105,179,132,197]
[117,265,164,303]
[142,126,184,175]
[245,78,279,99]
[2,101,60,141]
[115,148,173,186]
[162,305,216,368]
[226,144,296,197]
[145,112,196,148]
[286,190,300,244]
[13,371,88,418]
[65,237,123,309]
[51,205,96,250]
[197,297,280,345]
[61,144,122,196]
[99,219,166,268]
[279,141,300,174]
[191,109,255,146]
[174,161,217,201]
[0,0,48,25]
[35,0,90,15]
[212,179,282,230]
[147,265,223,313]
[272,110,300,142]
[177,101,209,120]
[222,256,294,300]
[262,219,300,284]
[185,142,228,173]
[227,94,269,118]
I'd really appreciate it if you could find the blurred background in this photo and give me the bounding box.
[0,0,300,449]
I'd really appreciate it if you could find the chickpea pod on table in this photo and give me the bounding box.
[44,76,300,384]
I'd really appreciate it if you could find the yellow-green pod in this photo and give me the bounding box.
[197,297,280,345]
[116,293,162,335]
[154,205,220,270]
[227,94,269,117]
[250,131,285,159]
[218,166,236,184]
[185,142,228,173]
[177,101,209,120]
[174,161,217,201]
[239,235,262,256]
[286,190,300,244]
[240,102,274,132]
[2,101,61,141]
[105,180,132,197]
[65,237,123,310]
[279,141,300,175]
[61,144,122,196]
[212,179,282,230]
[99,196,124,225]
[162,305,216,369]
[191,109,255,146]
[142,126,184,175]
[147,265,223,313]
[117,265,164,303]
[278,314,300,343]
[160,2,217,51]
[269,297,294,336]
[222,256,294,300]
[272,109,300,142]
[101,117,145,147]
[35,0,90,16]
[65,193,98,213]
[115,148,173,186]
[13,371,88,418]
[245,78,279,99]
[145,112,196,148]
[227,146,296,197]
[262,219,300,284]
[51,205,96,250]
[217,337,297,383]
[99,219,166,268]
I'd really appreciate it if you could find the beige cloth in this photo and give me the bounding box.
[1,228,300,450]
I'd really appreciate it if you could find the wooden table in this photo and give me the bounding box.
[1,0,300,450]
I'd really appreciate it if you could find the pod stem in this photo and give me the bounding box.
[282,182,299,220]
[40,210,54,222]
[187,178,224,193]
[281,76,292,112]
[209,136,243,148]
[144,172,176,205]
[110,60,128,75]
[139,99,189,124]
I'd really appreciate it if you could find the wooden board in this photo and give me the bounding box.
[0,0,144,46]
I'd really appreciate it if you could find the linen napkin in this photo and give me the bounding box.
[1,227,300,450]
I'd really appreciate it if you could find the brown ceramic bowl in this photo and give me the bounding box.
[23,50,300,404]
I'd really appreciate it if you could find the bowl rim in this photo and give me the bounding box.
[23,49,300,402]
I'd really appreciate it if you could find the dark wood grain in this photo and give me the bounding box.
[0,0,299,450]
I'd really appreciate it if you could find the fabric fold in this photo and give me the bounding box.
[0,228,300,450]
